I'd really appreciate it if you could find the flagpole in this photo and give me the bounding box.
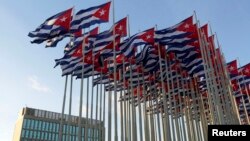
[90,53,95,139]
[177,71,188,141]
[119,69,125,141]
[157,43,171,141]
[122,58,128,141]
[153,72,162,141]
[99,69,103,141]
[129,60,138,141]
[102,79,107,141]
[136,70,144,141]
[183,77,192,141]
[79,29,86,141]
[165,55,175,141]
[107,59,113,141]
[110,0,119,140]
[181,70,188,140]
[94,73,99,140]
[141,63,150,141]
[67,75,74,141]
[58,75,68,141]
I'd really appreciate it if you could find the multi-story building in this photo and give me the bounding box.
[13,107,105,141]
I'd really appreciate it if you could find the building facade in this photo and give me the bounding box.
[13,107,104,141]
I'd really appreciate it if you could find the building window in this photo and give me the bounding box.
[46,122,49,131]
[29,130,33,138]
[21,129,25,137]
[25,130,29,138]
[30,120,34,129]
[37,131,40,139]
[40,132,44,140]
[56,123,59,132]
[38,120,42,130]
[44,132,48,140]
[26,119,31,129]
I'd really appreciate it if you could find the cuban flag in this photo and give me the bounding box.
[238,63,250,88]
[227,60,239,79]
[46,28,82,48]
[155,16,196,46]
[120,28,155,57]
[54,28,99,76]
[28,8,73,44]
[71,2,111,32]
[89,17,127,53]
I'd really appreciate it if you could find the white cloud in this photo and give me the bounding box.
[28,75,51,93]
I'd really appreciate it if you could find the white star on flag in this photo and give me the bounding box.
[232,83,235,87]
[117,25,123,31]
[229,66,235,71]
[99,9,106,16]
[146,35,151,39]
[87,56,91,61]
[77,49,82,54]
[184,24,190,28]
[60,16,67,22]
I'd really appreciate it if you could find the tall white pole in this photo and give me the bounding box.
[59,75,68,141]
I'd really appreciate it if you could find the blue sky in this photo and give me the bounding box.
[0,0,250,140]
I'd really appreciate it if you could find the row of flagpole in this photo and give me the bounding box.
[28,1,250,141]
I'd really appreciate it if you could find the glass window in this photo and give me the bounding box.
[42,121,46,131]
[52,123,56,132]
[21,130,25,137]
[44,132,48,140]
[33,131,36,139]
[29,130,33,138]
[38,120,42,130]
[51,133,55,140]
[82,128,85,136]
[88,129,91,137]
[63,135,66,141]
[72,126,75,135]
[69,125,72,135]
[25,130,29,138]
[56,123,59,132]
[49,122,52,131]
[76,127,78,135]
[96,130,99,138]
[46,122,49,131]
[37,131,40,139]
[63,125,67,133]
[48,133,51,140]
[30,120,34,129]
[34,120,37,130]
[55,134,59,140]
[26,119,30,129]
[40,132,44,140]
[23,119,27,129]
